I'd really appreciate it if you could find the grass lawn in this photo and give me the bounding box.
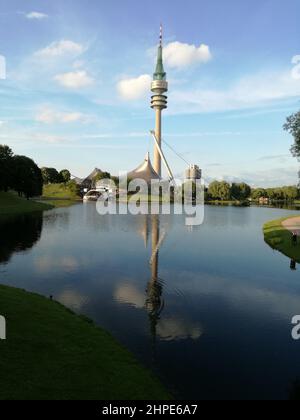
[0,284,170,400]
[42,183,80,200]
[263,216,300,262]
[0,192,53,217]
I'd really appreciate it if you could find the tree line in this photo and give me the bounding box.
[0,145,43,198]
[206,181,299,202]
[251,186,299,201]
[206,181,251,201]
[41,167,71,184]
[0,144,74,199]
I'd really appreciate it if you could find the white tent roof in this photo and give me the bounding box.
[127,153,160,183]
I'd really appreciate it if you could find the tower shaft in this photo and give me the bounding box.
[154,109,162,176]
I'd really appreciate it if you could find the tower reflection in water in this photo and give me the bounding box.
[145,215,165,351]
[115,210,203,346]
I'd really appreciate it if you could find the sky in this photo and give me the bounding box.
[0,0,300,187]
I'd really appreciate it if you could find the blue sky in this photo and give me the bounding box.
[0,0,300,186]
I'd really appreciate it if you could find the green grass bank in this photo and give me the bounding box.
[0,192,53,217]
[0,284,170,400]
[42,183,81,200]
[263,216,300,262]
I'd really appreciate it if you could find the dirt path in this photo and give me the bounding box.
[282,217,300,235]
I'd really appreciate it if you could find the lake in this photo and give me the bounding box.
[1,203,300,400]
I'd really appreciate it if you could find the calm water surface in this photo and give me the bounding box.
[1,204,300,400]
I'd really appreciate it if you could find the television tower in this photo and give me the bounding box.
[151,24,168,178]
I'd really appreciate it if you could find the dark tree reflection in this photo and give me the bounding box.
[0,213,43,264]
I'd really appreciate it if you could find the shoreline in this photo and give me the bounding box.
[263,216,300,263]
[0,192,54,218]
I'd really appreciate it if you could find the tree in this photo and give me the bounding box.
[66,180,80,197]
[59,169,71,184]
[231,183,251,200]
[208,181,231,201]
[0,145,13,192]
[280,186,298,201]
[286,186,299,201]
[267,189,273,199]
[92,172,111,187]
[93,172,111,183]
[284,111,300,158]
[12,155,43,198]
[251,188,266,200]
[111,176,120,187]
[41,167,60,184]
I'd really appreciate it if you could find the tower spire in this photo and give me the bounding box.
[159,23,163,47]
[153,24,166,81]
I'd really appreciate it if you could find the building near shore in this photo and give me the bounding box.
[185,165,202,181]
[259,197,269,205]
[73,168,103,191]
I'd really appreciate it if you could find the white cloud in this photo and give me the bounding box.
[54,70,94,89]
[292,55,300,65]
[26,12,48,20]
[239,167,299,187]
[169,70,300,114]
[163,41,212,69]
[157,318,202,341]
[31,133,68,144]
[114,284,202,341]
[57,290,88,310]
[36,107,88,124]
[117,74,151,100]
[0,121,5,127]
[291,55,300,80]
[80,132,149,139]
[0,54,6,79]
[114,283,145,309]
[258,154,290,162]
[35,40,84,58]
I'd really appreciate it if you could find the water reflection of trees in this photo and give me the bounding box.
[43,210,70,230]
[289,379,300,400]
[0,213,43,264]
